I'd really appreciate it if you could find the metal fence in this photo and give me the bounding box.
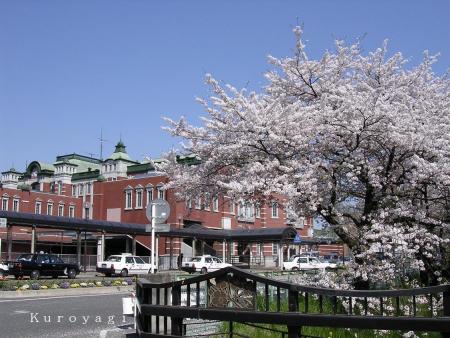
[136,266,450,337]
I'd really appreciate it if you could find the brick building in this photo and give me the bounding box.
[0,141,343,267]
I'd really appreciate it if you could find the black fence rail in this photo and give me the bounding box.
[135,266,450,338]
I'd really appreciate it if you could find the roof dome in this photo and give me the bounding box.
[108,141,132,161]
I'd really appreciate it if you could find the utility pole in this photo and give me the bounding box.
[99,129,108,160]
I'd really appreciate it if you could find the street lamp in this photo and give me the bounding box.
[145,198,170,274]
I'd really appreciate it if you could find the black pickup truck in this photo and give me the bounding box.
[8,253,80,280]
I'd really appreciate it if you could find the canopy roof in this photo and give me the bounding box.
[0,211,339,244]
[0,210,147,235]
[162,225,298,242]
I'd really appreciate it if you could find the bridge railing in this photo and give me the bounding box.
[135,266,450,338]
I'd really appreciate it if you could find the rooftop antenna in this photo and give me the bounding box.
[99,129,108,160]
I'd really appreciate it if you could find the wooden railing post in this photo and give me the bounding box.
[171,285,183,336]
[288,289,300,338]
[443,289,450,338]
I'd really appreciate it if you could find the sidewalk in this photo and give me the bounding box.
[0,284,135,298]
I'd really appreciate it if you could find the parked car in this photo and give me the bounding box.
[96,253,156,277]
[0,262,8,278]
[282,256,337,271]
[8,253,80,279]
[181,255,232,274]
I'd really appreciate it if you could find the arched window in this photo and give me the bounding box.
[125,186,133,209]
[135,185,143,209]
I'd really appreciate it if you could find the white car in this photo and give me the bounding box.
[182,255,231,274]
[96,253,156,277]
[0,263,8,278]
[282,256,337,271]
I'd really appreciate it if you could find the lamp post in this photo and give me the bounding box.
[146,198,170,274]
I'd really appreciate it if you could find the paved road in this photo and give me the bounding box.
[0,292,137,338]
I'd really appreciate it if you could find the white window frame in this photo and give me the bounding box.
[255,203,261,218]
[237,200,254,221]
[271,201,279,218]
[58,204,64,217]
[186,197,192,209]
[125,189,133,210]
[135,189,143,209]
[72,185,76,197]
[1,197,8,211]
[195,195,201,209]
[204,193,210,210]
[157,185,165,200]
[146,186,153,206]
[229,199,235,214]
[69,205,75,218]
[35,201,42,214]
[212,195,219,212]
[13,198,20,212]
[47,203,53,216]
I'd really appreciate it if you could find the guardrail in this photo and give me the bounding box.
[135,266,450,338]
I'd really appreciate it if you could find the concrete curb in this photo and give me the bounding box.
[0,285,135,298]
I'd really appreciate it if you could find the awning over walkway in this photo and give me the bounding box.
[160,225,298,243]
[0,210,147,235]
[0,211,340,245]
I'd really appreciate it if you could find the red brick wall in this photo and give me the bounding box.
[0,187,83,217]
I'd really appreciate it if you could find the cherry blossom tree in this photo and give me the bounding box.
[163,28,450,287]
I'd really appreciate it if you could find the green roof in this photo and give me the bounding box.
[54,154,102,173]
[107,141,137,163]
[56,153,102,164]
[71,169,101,182]
[127,162,155,175]
[1,168,22,174]
[176,154,201,165]
[25,161,55,177]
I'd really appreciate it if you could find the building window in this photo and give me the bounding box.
[1,198,8,211]
[125,190,132,209]
[78,184,84,195]
[272,243,278,255]
[186,197,192,209]
[13,199,19,212]
[72,185,76,196]
[84,207,90,219]
[86,182,91,194]
[229,200,235,214]
[256,243,262,256]
[47,203,53,216]
[146,187,153,206]
[157,186,165,199]
[195,195,201,209]
[57,182,63,195]
[271,201,278,218]
[35,201,42,214]
[255,203,261,218]
[238,201,254,221]
[136,189,143,208]
[69,206,75,218]
[212,195,219,212]
[58,204,64,216]
[204,193,210,210]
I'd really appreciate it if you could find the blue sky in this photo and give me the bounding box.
[1,0,449,171]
